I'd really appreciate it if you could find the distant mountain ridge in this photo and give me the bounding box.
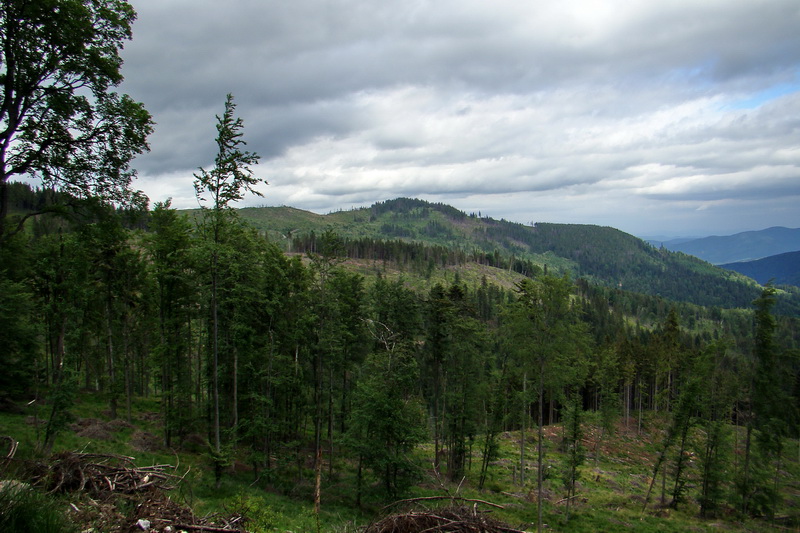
[721,251,800,287]
[660,226,800,265]
[223,198,799,313]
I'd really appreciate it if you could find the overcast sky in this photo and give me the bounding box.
[118,0,800,238]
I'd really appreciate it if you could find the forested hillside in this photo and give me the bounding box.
[3,3,798,531]
[721,250,800,287]
[232,198,800,316]
[664,226,800,265]
[2,185,800,531]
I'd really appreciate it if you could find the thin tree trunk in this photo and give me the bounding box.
[671,427,690,508]
[667,369,673,412]
[624,383,630,428]
[162,313,172,447]
[356,454,363,507]
[106,296,117,420]
[700,433,714,516]
[433,361,441,472]
[742,423,752,514]
[212,258,220,453]
[637,378,643,435]
[642,442,670,514]
[264,329,275,470]
[653,373,659,413]
[233,346,238,439]
[520,372,526,487]
[328,365,334,477]
[733,407,739,481]
[479,428,494,490]
[314,447,322,532]
[340,367,348,434]
[42,315,67,454]
[125,360,132,423]
[124,316,132,423]
[212,247,222,489]
[537,372,544,533]
[313,348,323,522]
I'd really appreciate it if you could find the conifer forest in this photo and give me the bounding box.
[1,1,799,532]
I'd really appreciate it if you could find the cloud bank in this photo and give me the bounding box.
[119,0,800,236]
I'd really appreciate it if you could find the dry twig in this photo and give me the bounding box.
[384,495,506,510]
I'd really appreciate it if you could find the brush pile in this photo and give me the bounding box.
[2,444,246,532]
[363,501,527,533]
[28,451,181,497]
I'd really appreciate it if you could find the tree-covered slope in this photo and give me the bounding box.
[5,188,800,532]
[721,250,800,287]
[233,198,776,312]
[665,226,800,264]
[9,187,790,313]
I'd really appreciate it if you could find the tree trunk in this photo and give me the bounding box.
[42,315,67,454]
[537,372,544,533]
[637,378,643,434]
[520,372,526,487]
[741,423,753,514]
[627,382,632,428]
[356,454,363,507]
[106,296,117,420]
[671,427,690,508]
[124,315,132,423]
[340,368,348,434]
[433,361,441,472]
[314,447,322,532]
[328,365,334,476]
[0,177,8,239]
[232,345,238,441]
[313,348,323,522]
[212,247,221,456]
[653,373,659,413]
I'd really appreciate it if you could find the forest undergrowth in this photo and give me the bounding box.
[2,395,798,532]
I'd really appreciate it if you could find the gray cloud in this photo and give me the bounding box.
[120,0,800,237]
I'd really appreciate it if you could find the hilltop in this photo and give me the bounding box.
[213,198,796,313]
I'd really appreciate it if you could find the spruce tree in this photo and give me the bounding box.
[193,94,262,488]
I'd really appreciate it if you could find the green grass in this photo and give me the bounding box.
[2,394,798,532]
[0,484,76,533]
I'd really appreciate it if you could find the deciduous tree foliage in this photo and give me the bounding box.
[0,0,153,242]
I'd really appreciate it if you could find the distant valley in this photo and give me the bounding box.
[652,226,800,264]
[646,226,800,289]
[720,250,800,287]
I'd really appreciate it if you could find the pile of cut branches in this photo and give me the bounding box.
[26,451,184,498]
[364,497,527,533]
[2,446,246,532]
